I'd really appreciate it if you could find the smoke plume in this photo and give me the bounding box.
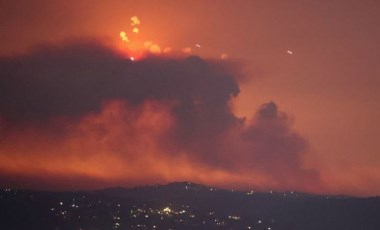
[0,40,321,192]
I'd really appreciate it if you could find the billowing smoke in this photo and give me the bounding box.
[0,40,321,192]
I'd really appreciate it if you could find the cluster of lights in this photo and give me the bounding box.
[228,215,241,220]
[0,188,284,229]
[246,190,254,195]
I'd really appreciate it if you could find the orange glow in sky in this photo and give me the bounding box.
[0,100,322,193]
[0,0,379,197]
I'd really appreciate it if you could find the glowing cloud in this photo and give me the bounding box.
[221,53,229,60]
[149,44,161,54]
[144,41,161,54]
[182,47,192,54]
[163,47,172,53]
[144,41,153,48]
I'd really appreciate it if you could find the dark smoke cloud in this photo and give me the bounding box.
[0,40,320,189]
[0,41,238,121]
[241,102,319,186]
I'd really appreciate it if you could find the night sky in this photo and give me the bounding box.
[0,0,379,196]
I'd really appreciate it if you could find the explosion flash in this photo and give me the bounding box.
[119,31,129,43]
[131,16,141,26]
[118,15,226,59]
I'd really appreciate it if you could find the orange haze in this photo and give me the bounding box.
[0,0,380,196]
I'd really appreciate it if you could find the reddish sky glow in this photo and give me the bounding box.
[0,0,379,196]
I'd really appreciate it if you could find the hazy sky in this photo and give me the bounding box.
[0,0,379,196]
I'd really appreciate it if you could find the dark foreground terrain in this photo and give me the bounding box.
[1,182,379,230]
